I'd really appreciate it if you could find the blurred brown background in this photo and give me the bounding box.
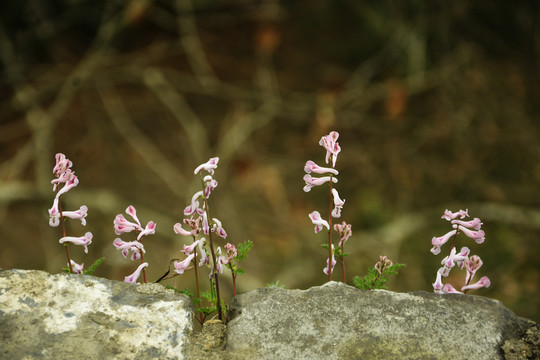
[1,0,539,322]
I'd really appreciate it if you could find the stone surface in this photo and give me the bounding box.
[1,270,537,360]
[0,269,192,360]
[225,282,535,360]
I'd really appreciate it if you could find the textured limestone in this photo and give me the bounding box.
[225,281,535,360]
[0,269,192,360]
[1,270,536,359]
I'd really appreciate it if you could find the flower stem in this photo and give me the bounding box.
[58,197,74,274]
[327,176,334,281]
[192,236,204,324]
[200,174,223,322]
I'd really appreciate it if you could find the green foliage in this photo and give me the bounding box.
[83,257,105,276]
[166,286,201,304]
[353,263,406,290]
[195,281,226,317]
[266,280,285,288]
[230,240,254,275]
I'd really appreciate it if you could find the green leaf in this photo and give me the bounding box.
[84,257,105,276]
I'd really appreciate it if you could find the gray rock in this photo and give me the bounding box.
[0,269,192,360]
[225,281,535,360]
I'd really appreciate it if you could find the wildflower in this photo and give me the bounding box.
[331,188,345,218]
[430,230,458,255]
[137,221,156,240]
[174,222,197,237]
[440,247,470,275]
[374,256,393,275]
[70,260,84,274]
[174,254,195,275]
[52,153,73,176]
[323,245,336,276]
[184,191,204,216]
[441,209,468,221]
[198,238,209,266]
[62,205,89,226]
[461,276,491,292]
[212,218,227,239]
[204,175,218,198]
[125,262,148,283]
[309,211,330,233]
[464,255,483,284]
[442,283,463,294]
[182,240,201,256]
[334,221,352,247]
[304,160,339,175]
[114,211,143,235]
[454,225,485,244]
[225,243,237,261]
[59,232,93,253]
[319,131,341,167]
[194,157,219,175]
[55,175,79,199]
[303,174,338,192]
[451,217,483,230]
[433,271,444,294]
[113,238,146,261]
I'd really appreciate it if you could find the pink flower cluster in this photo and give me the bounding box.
[113,205,156,283]
[431,209,490,294]
[173,157,234,277]
[48,153,92,271]
[304,131,352,277]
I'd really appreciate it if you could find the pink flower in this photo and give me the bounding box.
[374,256,393,275]
[451,217,483,230]
[201,212,210,235]
[211,218,227,239]
[52,153,73,176]
[114,214,143,235]
[454,225,485,244]
[174,222,197,237]
[304,160,339,176]
[198,238,209,266]
[334,221,352,247]
[182,240,201,256]
[55,175,79,198]
[441,209,468,221]
[225,243,237,261]
[430,230,457,255]
[464,255,483,285]
[113,238,146,261]
[461,276,490,292]
[441,246,469,268]
[70,260,84,274]
[433,271,444,294]
[204,175,218,198]
[124,262,148,283]
[184,191,204,216]
[309,211,330,233]
[137,221,156,240]
[319,131,341,167]
[48,198,61,227]
[303,174,338,192]
[174,254,195,274]
[194,157,219,175]
[331,188,345,218]
[62,205,89,226]
[51,169,76,191]
[59,232,93,253]
[442,283,463,294]
[323,245,336,276]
